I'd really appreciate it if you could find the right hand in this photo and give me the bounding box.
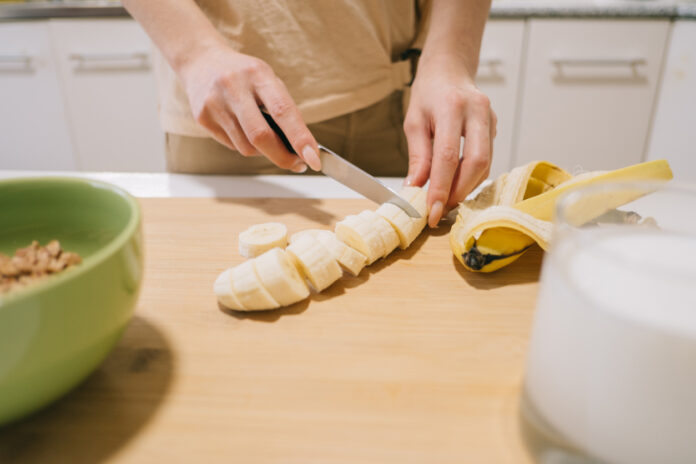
[179,44,321,172]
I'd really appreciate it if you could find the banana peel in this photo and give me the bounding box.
[450,159,673,273]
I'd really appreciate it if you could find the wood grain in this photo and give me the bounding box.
[0,198,543,464]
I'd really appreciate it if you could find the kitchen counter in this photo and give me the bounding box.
[0,171,407,198]
[2,0,696,21]
[0,171,541,462]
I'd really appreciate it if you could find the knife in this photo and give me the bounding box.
[261,111,421,218]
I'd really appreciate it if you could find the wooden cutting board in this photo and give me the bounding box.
[0,198,543,463]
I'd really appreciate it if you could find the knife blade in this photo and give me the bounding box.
[261,111,421,218]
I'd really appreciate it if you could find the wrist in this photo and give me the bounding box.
[173,36,229,82]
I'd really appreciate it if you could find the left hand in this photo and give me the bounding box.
[404,57,497,227]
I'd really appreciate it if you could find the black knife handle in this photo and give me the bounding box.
[261,110,297,154]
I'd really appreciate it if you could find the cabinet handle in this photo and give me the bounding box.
[550,57,646,67]
[0,53,33,64]
[69,52,149,63]
[479,57,502,67]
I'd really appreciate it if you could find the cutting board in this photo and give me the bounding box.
[0,198,543,463]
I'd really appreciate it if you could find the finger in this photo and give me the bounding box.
[447,111,491,209]
[232,96,308,173]
[196,107,240,152]
[255,78,321,171]
[216,108,258,157]
[403,112,433,187]
[427,109,466,227]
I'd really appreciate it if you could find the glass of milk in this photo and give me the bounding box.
[521,181,696,464]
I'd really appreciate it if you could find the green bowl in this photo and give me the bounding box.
[0,177,143,425]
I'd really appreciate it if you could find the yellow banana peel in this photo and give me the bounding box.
[450,159,674,273]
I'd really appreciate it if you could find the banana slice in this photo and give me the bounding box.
[232,260,280,310]
[254,247,310,306]
[286,234,342,291]
[213,268,245,311]
[375,187,429,249]
[357,210,399,257]
[335,214,385,264]
[238,222,288,258]
[291,229,367,276]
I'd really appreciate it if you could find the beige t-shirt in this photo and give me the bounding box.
[154,0,428,137]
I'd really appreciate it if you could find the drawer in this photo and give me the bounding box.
[476,19,525,177]
[50,19,165,172]
[514,19,670,172]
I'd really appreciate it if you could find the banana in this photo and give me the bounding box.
[376,190,428,250]
[286,234,342,291]
[358,210,400,257]
[290,229,367,276]
[232,259,280,310]
[213,268,245,311]
[335,214,385,264]
[450,159,674,273]
[400,186,429,218]
[238,222,288,258]
[254,247,310,306]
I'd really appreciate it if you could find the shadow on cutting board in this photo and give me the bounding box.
[452,245,544,290]
[0,316,175,464]
[221,226,434,323]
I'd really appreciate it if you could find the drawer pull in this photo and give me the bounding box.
[69,52,149,63]
[479,57,502,67]
[551,57,646,67]
[0,53,33,64]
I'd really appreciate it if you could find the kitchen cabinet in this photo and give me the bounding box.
[513,20,670,172]
[647,21,696,182]
[50,19,165,172]
[476,19,525,177]
[0,21,76,170]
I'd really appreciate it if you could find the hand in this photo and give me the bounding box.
[179,44,321,172]
[404,57,497,227]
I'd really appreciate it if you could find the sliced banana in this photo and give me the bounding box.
[254,247,310,306]
[213,268,245,311]
[335,214,385,264]
[286,234,342,291]
[400,186,429,217]
[291,229,367,276]
[238,222,288,258]
[357,210,399,257]
[232,259,280,310]
[376,203,421,249]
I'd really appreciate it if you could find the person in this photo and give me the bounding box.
[123,0,496,227]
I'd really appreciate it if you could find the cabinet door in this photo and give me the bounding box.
[514,20,669,171]
[50,19,165,172]
[647,21,696,182]
[0,22,76,170]
[476,20,525,177]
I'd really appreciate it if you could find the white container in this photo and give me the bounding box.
[522,182,696,464]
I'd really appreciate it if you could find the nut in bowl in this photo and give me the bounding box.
[0,177,143,425]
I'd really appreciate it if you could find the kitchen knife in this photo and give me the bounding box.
[261,111,421,219]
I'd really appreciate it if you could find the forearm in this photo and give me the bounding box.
[122,0,226,75]
[420,0,491,78]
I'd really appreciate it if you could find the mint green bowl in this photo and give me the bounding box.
[0,177,143,425]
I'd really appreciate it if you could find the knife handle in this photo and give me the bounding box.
[261,110,297,154]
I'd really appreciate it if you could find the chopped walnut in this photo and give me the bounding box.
[0,241,82,295]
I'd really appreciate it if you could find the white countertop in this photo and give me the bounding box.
[0,171,407,199]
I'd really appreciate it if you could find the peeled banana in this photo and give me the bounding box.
[290,229,367,276]
[215,186,430,311]
[450,159,674,273]
[238,222,288,258]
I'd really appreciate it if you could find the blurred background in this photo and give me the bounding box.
[1,0,694,182]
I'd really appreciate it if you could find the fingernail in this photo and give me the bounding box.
[403,176,413,186]
[291,159,308,173]
[302,145,321,171]
[428,201,444,228]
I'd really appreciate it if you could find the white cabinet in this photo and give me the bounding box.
[0,21,76,170]
[476,19,525,177]
[647,21,696,183]
[50,19,165,172]
[514,20,670,172]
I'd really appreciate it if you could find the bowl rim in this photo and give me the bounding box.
[0,176,141,307]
